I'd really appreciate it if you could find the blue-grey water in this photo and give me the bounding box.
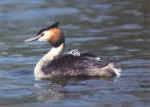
[0,0,149,107]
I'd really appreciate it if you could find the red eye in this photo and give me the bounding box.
[41,33,44,37]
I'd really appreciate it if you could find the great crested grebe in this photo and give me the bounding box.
[25,22,121,80]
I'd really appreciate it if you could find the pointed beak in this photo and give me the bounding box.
[24,35,41,42]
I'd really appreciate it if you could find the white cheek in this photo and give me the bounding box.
[38,31,51,42]
[38,36,48,42]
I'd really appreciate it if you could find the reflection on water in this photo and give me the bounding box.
[0,0,149,107]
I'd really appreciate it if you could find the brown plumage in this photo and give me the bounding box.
[48,28,65,47]
[42,53,119,78]
[25,22,121,80]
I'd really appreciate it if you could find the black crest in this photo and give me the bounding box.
[37,22,60,35]
[47,21,59,29]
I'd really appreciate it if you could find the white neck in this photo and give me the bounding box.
[34,43,64,80]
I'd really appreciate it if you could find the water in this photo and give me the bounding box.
[0,0,149,107]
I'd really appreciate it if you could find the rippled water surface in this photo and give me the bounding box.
[0,0,149,107]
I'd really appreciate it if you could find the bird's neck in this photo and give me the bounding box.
[34,43,64,80]
[41,43,64,63]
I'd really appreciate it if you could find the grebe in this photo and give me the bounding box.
[25,22,121,80]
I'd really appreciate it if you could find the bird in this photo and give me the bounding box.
[25,22,121,80]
